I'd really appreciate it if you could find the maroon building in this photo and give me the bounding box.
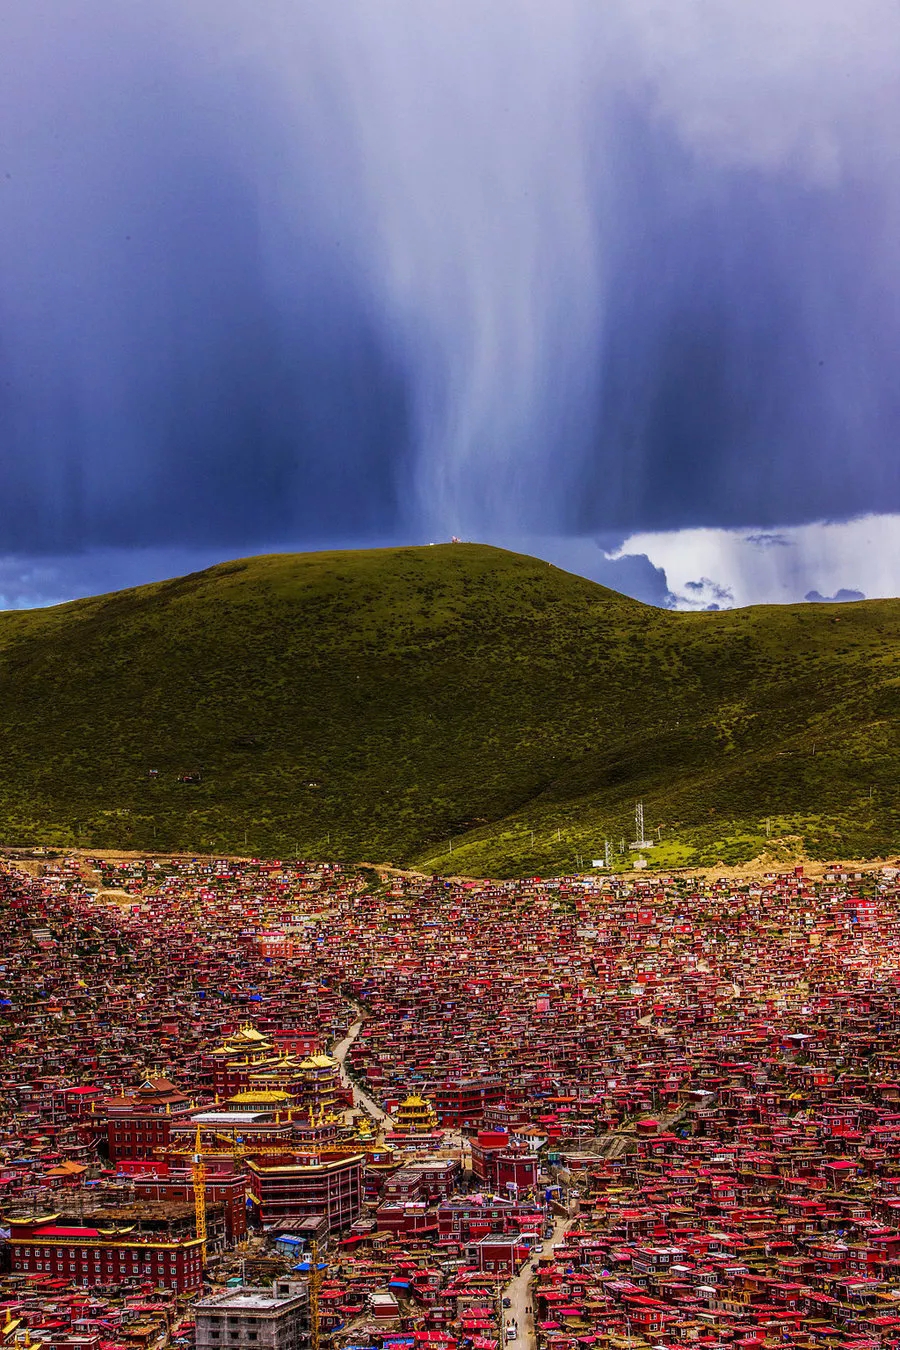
[5,1214,203,1292]
[247,1153,364,1233]
[432,1077,503,1127]
[471,1130,538,1190]
[474,1235,532,1275]
[436,1197,543,1239]
[104,1077,193,1164]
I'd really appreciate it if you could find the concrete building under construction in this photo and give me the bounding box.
[195,1280,310,1350]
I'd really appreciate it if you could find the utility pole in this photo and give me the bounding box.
[309,1238,322,1350]
[604,838,611,870]
[495,1278,504,1350]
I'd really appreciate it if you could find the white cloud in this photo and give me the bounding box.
[607,513,900,607]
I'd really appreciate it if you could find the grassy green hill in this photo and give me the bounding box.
[0,542,898,875]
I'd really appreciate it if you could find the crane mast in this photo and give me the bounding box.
[192,1124,208,1264]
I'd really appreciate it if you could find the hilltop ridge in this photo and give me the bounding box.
[0,542,898,874]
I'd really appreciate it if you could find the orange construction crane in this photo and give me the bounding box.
[192,1124,207,1263]
[168,1132,298,1161]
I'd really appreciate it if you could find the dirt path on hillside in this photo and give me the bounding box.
[3,845,897,887]
[331,1020,393,1126]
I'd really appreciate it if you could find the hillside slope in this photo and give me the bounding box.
[0,543,898,874]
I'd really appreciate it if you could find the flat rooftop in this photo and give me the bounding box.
[197,1288,307,1312]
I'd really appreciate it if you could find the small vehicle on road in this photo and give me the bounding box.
[502,1298,511,1309]
[505,1322,517,1341]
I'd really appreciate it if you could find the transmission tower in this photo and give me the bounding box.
[630,801,654,850]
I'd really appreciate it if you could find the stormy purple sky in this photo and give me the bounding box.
[1,0,900,610]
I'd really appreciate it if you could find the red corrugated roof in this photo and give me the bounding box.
[31,1226,103,1237]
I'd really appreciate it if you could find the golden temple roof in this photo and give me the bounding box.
[299,1053,338,1069]
[229,1090,294,1104]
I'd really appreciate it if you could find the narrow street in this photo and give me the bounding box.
[501,1214,571,1350]
[331,1019,393,1124]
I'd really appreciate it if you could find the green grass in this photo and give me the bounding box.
[0,542,899,875]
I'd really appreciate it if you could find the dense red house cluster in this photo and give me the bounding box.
[4,854,900,1347]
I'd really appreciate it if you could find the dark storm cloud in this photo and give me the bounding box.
[574,122,900,533]
[745,534,792,549]
[0,5,412,552]
[805,588,866,602]
[1,1,899,555]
